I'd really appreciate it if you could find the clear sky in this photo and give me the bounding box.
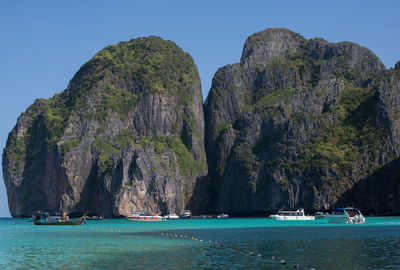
[0,0,399,217]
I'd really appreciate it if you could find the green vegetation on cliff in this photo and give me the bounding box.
[81,36,200,105]
[92,129,205,177]
[239,32,385,183]
[7,36,202,159]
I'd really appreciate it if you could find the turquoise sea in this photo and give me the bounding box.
[1,217,400,269]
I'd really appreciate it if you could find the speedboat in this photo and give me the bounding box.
[327,208,365,224]
[165,213,179,219]
[217,213,229,219]
[270,208,315,220]
[180,210,191,218]
[127,211,166,221]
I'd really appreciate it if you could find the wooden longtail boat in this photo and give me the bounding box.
[33,218,83,225]
[33,212,84,225]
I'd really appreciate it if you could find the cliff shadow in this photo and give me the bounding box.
[187,175,210,215]
[334,158,400,215]
[72,161,114,217]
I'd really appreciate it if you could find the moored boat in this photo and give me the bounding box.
[327,208,365,224]
[180,210,191,218]
[217,213,229,219]
[165,213,179,219]
[33,212,83,225]
[270,208,315,220]
[86,215,104,220]
[127,211,166,221]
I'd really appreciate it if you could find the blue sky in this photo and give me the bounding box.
[0,1,399,217]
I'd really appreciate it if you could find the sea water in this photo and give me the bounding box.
[1,217,399,269]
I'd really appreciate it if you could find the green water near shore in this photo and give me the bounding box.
[1,217,400,269]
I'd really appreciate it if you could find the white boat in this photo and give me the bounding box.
[127,211,166,221]
[180,210,191,218]
[217,213,229,219]
[270,208,315,220]
[327,208,365,224]
[165,213,179,219]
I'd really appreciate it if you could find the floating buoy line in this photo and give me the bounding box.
[16,224,316,269]
[157,231,316,268]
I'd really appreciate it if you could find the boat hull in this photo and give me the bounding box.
[328,215,365,224]
[165,215,179,219]
[127,216,165,221]
[270,215,315,221]
[328,208,365,224]
[33,218,83,225]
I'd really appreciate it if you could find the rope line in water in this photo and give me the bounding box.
[159,232,265,261]
[156,231,316,269]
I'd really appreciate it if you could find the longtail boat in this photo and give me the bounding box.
[33,212,83,225]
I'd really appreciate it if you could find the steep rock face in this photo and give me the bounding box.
[3,37,208,217]
[204,28,400,214]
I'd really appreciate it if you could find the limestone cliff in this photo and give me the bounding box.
[204,28,400,214]
[3,37,207,217]
[4,29,400,217]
